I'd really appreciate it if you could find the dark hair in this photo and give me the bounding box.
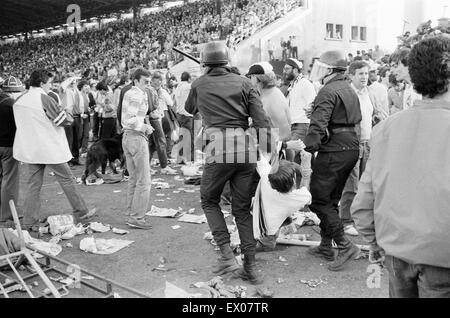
[348,61,369,75]
[379,66,390,78]
[408,35,450,98]
[95,81,108,91]
[77,79,89,91]
[268,160,299,194]
[353,56,363,61]
[389,73,402,86]
[29,69,52,87]
[133,68,151,82]
[389,48,410,66]
[180,72,191,82]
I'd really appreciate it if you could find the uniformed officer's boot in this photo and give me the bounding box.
[234,254,263,285]
[327,236,360,271]
[212,244,240,275]
[307,237,335,261]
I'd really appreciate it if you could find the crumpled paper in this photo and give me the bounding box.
[79,237,134,255]
[164,281,202,298]
[146,206,182,218]
[293,211,321,227]
[180,164,203,177]
[191,276,246,298]
[177,214,207,224]
[8,229,62,257]
[89,222,111,233]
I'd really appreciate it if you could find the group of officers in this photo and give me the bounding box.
[188,41,363,284]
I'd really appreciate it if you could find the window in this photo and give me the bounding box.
[335,24,343,39]
[351,26,367,41]
[326,23,334,39]
[352,26,358,40]
[360,27,367,41]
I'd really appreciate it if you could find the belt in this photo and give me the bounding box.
[330,127,356,134]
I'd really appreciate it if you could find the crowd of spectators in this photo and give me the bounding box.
[0,0,303,84]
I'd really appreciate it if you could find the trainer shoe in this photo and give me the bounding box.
[161,167,177,175]
[126,217,152,230]
[344,224,359,236]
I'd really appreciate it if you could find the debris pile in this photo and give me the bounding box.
[191,276,247,298]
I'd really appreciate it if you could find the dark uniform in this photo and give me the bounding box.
[185,65,271,284]
[304,73,362,267]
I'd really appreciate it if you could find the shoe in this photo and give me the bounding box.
[255,241,276,253]
[86,178,104,186]
[126,217,152,230]
[327,239,360,271]
[160,167,177,175]
[344,224,359,236]
[212,244,240,275]
[307,245,336,261]
[234,254,263,285]
[74,208,98,224]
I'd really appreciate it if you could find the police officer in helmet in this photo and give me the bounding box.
[185,41,272,284]
[305,50,362,271]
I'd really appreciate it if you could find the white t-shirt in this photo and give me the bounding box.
[287,76,317,124]
[352,84,374,141]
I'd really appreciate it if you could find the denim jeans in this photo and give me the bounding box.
[201,163,259,256]
[149,119,168,169]
[65,116,82,160]
[161,110,174,158]
[80,116,90,153]
[0,147,20,224]
[385,255,450,298]
[23,163,88,226]
[175,114,194,162]
[123,131,151,219]
[340,141,370,225]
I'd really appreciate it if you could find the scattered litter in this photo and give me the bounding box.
[49,276,64,282]
[235,255,243,266]
[177,214,207,224]
[89,222,111,233]
[65,243,73,248]
[86,178,104,186]
[79,237,134,255]
[188,208,195,214]
[57,191,63,195]
[48,236,61,244]
[191,277,246,298]
[156,193,165,197]
[172,191,180,194]
[171,225,181,230]
[153,178,164,182]
[277,278,285,284]
[113,292,121,298]
[174,176,184,182]
[278,256,287,262]
[47,215,75,236]
[255,286,274,298]
[146,205,183,218]
[113,190,122,193]
[33,281,39,287]
[75,177,82,184]
[177,188,185,191]
[184,189,195,193]
[61,224,86,240]
[180,164,202,177]
[112,228,129,235]
[300,278,327,289]
[49,172,55,176]
[293,211,321,227]
[153,182,172,189]
[39,226,49,235]
[155,199,165,202]
[165,281,201,298]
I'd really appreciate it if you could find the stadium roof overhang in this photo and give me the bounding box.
[0,0,173,36]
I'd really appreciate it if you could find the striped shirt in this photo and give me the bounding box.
[121,86,149,133]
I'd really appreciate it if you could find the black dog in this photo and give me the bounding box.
[82,134,125,183]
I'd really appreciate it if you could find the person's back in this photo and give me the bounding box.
[260,86,291,141]
[352,35,450,298]
[0,92,16,149]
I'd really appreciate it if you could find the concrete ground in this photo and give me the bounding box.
[11,160,389,298]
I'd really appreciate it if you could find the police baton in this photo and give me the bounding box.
[172,47,201,65]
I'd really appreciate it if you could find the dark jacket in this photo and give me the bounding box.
[304,74,362,153]
[0,92,16,147]
[185,66,272,161]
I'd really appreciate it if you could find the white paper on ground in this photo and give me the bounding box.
[8,229,62,257]
[79,237,134,255]
[146,205,182,218]
[47,215,75,236]
[112,228,129,235]
[89,222,111,233]
[177,214,207,224]
[164,281,201,298]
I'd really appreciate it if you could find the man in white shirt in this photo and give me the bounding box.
[368,69,389,121]
[150,72,177,174]
[339,61,373,236]
[173,72,194,163]
[283,58,316,164]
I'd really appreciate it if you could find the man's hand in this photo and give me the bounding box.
[286,139,306,152]
[369,243,385,264]
[144,124,154,136]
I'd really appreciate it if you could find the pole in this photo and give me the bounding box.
[132,0,137,33]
